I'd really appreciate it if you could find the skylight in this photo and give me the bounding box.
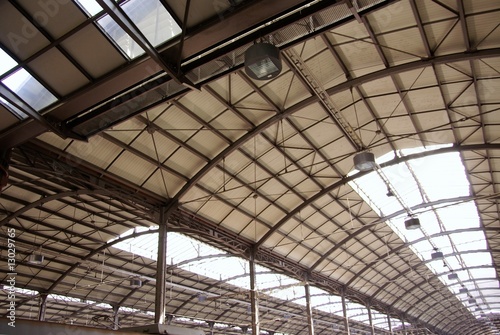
[121,0,181,47]
[77,0,182,60]
[350,145,499,318]
[2,68,57,111]
[0,48,17,76]
[112,229,403,331]
[74,0,102,16]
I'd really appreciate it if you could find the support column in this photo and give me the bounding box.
[38,293,47,321]
[249,248,259,335]
[341,288,350,335]
[112,305,120,330]
[155,206,168,324]
[304,279,315,335]
[207,321,215,335]
[367,303,375,335]
[387,313,393,335]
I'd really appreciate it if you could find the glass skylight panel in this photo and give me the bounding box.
[74,0,102,16]
[96,0,181,60]
[345,301,369,319]
[350,146,498,316]
[122,0,181,46]
[382,163,423,209]
[462,252,492,268]
[451,231,486,252]
[408,151,469,201]
[416,210,439,235]
[98,15,146,59]
[475,279,499,289]
[438,202,481,231]
[0,48,17,76]
[264,279,304,301]
[2,68,57,111]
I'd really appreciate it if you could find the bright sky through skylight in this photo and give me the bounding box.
[2,68,57,111]
[76,0,182,60]
[112,229,398,329]
[74,0,102,16]
[349,146,499,318]
[0,48,17,76]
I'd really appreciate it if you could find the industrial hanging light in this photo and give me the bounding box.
[244,42,282,80]
[448,273,459,280]
[353,152,376,171]
[28,253,44,264]
[459,288,468,294]
[197,293,207,303]
[129,278,142,288]
[431,250,444,260]
[404,216,420,230]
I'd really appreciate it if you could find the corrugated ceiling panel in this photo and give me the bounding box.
[416,0,457,23]
[64,136,121,170]
[378,28,427,65]
[185,130,227,159]
[141,168,185,198]
[221,208,253,235]
[131,131,181,164]
[167,147,206,179]
[197,200,234,224]
[107,150,158,185]
[178,90,227,123]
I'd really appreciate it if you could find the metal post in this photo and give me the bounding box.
[367,303,375,335]
[304,280,315,335]
[112,305,120,330]
[341,288,350,335]
[249,248,259,335]
[387,313,393,334]
[155,207,168,324]
[38,293,47,321]
[207,321,215,335]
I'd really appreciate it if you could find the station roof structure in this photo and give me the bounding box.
[1,1,500,334]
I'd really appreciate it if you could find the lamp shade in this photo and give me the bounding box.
[198,294,207,303]
[468,298,476,304]
[404,217,420,230]
[130,278,142,288]
[448,273,459,280]
[244,43,282,80]
[353,152,376,171]
[29,253,44,264]
[431,251,444,260]
[459,288,468,294]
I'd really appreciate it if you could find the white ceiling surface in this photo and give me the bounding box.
[1,0,500,335]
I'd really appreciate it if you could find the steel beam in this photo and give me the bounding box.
[304,280,314,335]
[342,288,351,335]
[249,248,260,335]
[155,206,168,324]
[38,293,47,321]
